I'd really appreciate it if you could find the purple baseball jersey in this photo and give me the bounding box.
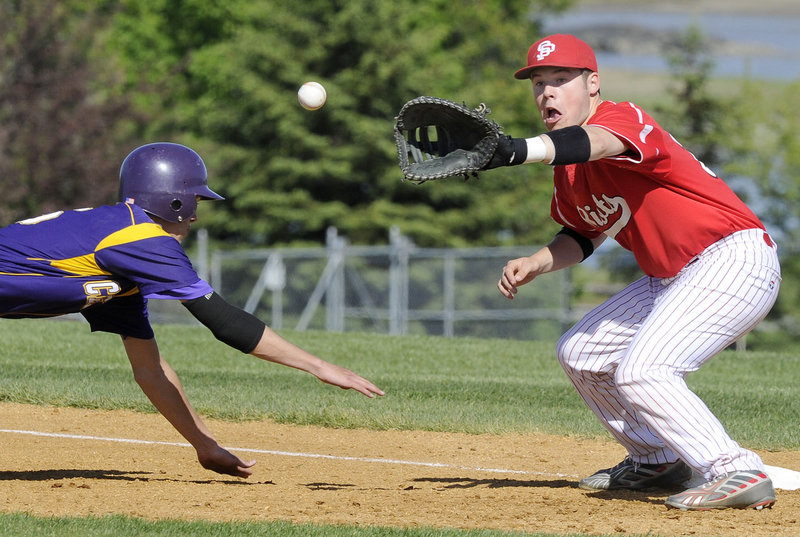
[0,202,213,338]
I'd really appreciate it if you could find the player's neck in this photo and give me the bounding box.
[584,97,603,124]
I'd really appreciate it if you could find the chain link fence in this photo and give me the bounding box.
[191,227,593,342]
[144,226,794,347]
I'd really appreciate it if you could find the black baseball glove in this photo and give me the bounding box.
[393,96,504,184]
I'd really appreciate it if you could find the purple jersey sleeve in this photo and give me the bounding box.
[94,235,204,297]
[145,279,214,300]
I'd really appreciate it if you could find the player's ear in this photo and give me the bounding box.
[587,71,601,97]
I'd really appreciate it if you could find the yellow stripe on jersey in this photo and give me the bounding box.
[28,222,170,277]
[123,202,136,222]
[42,253,111,276]
[96,222,168,251]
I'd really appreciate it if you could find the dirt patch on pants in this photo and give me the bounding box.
[1,403,797,536]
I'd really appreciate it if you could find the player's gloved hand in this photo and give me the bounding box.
[484,135,528,169]
[197,444,256,478]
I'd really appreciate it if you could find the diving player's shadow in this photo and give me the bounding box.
[0,468,269,485]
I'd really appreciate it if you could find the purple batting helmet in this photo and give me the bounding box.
[118,142,224,223]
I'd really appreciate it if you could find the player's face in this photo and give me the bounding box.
[156,216,195,243]
[530,67,599,131]
[153,196,200,243]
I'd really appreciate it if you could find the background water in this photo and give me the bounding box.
[542,9,800,80]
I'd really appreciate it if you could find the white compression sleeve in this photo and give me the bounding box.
[524,136,548,164]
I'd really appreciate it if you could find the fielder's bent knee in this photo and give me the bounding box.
[556,329,587,373]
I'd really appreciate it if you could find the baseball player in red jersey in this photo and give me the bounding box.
[489,34,781,510]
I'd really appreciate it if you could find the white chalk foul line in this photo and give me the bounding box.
[0,428,575,479]
[8,428,799,489]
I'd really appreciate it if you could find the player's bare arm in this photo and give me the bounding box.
[584,126,628,160]
[183,293,385,399]
[249,326,385,398]
[120,336,256,478]
[498,233,605,299]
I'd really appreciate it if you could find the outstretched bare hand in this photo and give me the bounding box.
[197,444,256,478]
[315,362,385,398]
[249,326,385,399]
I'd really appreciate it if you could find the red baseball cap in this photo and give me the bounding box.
[514,34,598,80]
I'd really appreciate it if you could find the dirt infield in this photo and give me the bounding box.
[1,403,798,536]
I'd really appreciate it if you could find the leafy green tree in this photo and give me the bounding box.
[654,26,725,168]
[654,25,800,245]
[654,26,800,343]
[102,0,573,247]
[0,1,132,224]
[722,80,800,242]
[721,79,800,340]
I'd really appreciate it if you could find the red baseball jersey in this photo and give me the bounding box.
[550,100,765,277]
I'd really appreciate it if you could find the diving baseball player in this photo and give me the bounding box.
[0,142,384,477]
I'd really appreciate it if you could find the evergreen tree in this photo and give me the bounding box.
[0,1,132,224]
[102,0,571,247]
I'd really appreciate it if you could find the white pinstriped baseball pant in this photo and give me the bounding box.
[556,229,781,480]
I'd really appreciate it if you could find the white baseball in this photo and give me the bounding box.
[297,81,327,110]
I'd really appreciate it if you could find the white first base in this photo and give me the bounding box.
[684,465,800,490]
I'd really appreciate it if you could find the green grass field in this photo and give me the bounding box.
[1,318,799,536]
